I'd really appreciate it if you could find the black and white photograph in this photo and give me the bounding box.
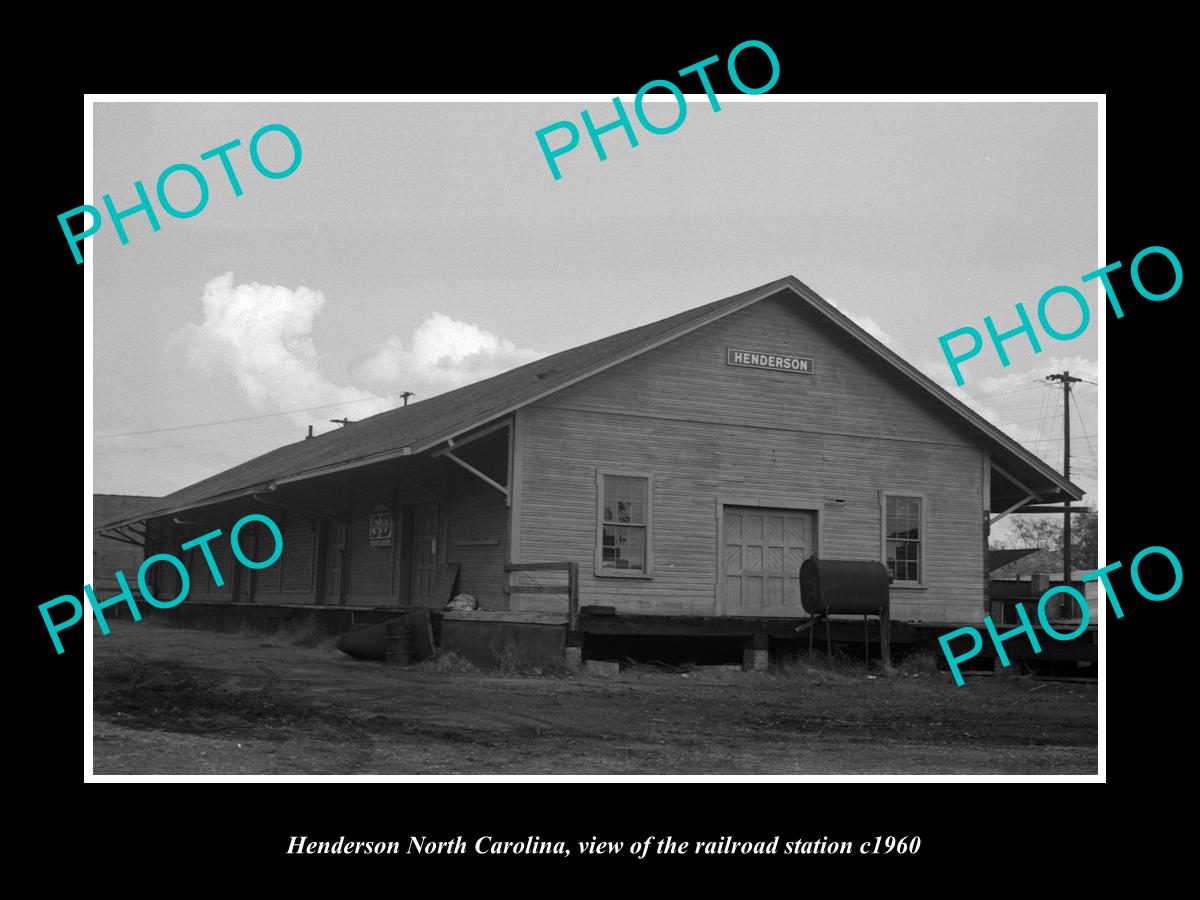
[79,94,1107,780]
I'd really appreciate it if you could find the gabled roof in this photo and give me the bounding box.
[990,548,1078,580]
[101,276,1084,530]
[988,548,1041,572]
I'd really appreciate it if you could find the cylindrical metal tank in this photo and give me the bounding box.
[385,622,413,666]
[800,558,891,615]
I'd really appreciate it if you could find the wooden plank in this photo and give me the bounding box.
[505,414,514,510]
[96,529,144,547]
[429,563,460,608]
[404,609,436,660]
[441,417,512,451]
[508,408,526,568]
[880,609,893,670]
[580,617,777,638]
[505,562,572,572]
[442,610,568,625]
[568,561,579,632]
[579,613,919,642]
[503,585,571,595]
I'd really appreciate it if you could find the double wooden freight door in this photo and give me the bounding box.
[721,506,814,616]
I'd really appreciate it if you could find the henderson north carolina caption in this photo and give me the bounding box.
[287,834,922,857]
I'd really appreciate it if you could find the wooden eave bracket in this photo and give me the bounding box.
[989,494,1037,526]
[435,447,509,498]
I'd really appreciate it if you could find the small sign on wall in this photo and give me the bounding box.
[727,348,814,374]
[369,509,394,548]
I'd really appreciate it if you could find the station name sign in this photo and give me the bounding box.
[727,348,814,374]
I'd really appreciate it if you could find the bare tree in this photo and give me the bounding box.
[992,509,1098,570]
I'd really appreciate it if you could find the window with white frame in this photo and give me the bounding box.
[597,472,652,576]
[883,493,924,585]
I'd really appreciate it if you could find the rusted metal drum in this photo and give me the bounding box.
[800,558,890,616]
[384,622,413,666]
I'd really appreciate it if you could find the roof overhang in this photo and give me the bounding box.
[95,482,275,532]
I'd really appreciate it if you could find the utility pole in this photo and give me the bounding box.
[330,418,354,427]
[399,391,415,407]
[1046,371,1082,606]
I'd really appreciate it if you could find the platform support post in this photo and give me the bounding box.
[742,633,769,672]
[565,628,583,668]
[880,608,893,673]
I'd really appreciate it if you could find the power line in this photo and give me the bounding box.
[94,425,302,456]
[996,413,1064,429]
[966,382,1048,401]
[986,400,1067,414]
[1030,386,1057,459]
[95,392,404,439]
[1070,389,1097,468]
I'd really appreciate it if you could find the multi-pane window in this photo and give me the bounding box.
[597,473,651,575]
[884,494,923,584]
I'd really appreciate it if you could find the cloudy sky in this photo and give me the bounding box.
[92,100,1099,538]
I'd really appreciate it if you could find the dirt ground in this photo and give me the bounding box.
[92,622,1098,775]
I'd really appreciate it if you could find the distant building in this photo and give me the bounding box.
[990,547,1065,581]
[987,547,1041,576]
[988,547,1093,625]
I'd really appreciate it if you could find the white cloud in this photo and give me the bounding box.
[822,295,902,351]
[179,272,397,425]
[848,314,901,351]
[178,273,544,428]
[354,312,545,394]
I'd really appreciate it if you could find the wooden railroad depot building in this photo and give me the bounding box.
[100,277,1085,668]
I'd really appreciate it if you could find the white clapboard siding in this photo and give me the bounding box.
[516,292,984,624]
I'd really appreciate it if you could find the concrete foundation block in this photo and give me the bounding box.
[585,659,620,677]
[742,648,769,672]
[565,646,583,667]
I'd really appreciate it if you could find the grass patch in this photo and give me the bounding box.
[768,645,901,684]
[896,650,942,677]
[492,647,575,678]
[415,650,479,674]
[246,619,338,651]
